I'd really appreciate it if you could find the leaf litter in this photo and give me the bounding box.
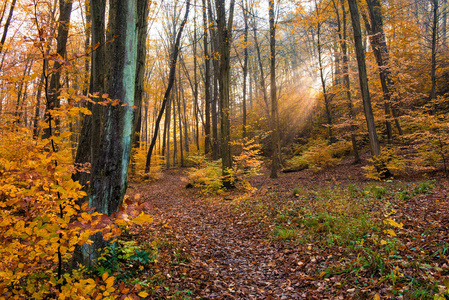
[125,156,449,299]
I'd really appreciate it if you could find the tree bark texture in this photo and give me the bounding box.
[215,0,236,189]
[81,0,140,266]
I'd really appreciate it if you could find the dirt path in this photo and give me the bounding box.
[128,169,316,299]
[126,161,449,299]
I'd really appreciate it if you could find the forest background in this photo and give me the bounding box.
[0,0,448,298]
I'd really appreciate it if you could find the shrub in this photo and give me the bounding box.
[186,139,263,194]
[129,147,162,182]
[0,116,152,299]
[186,156,224,194]
[285,139,347,172]
[232,138,263,179]
[363,148,405,180]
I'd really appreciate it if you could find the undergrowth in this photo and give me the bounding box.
[231,180,448,298]
[284,139,351,172]
[186,138,263,194]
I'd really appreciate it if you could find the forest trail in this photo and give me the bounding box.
[128,169,316,299]
[127,164,449,299]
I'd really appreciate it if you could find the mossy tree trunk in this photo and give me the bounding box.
[79,0,140,266]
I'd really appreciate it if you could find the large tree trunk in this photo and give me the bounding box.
[269,0,279,179]
[80,0,140,266]
[347,0,380,157]
[215,0,236,189]
[73,0,107,192]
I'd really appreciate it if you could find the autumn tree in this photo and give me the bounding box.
[347,0,380,157]
[77,0,148,265]
[215,0,236,188]
[144,0,191,173]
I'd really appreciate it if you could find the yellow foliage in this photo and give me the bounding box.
[285,139,349,172]
[187,156,224,194]
[129,147,162,182]
[363,148,405,180]
[0,116,130,299]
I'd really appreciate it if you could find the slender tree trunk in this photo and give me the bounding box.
[0,0,16,61]
[202,0,211,154]
[193,0,200,152]
[144,0,191,173]
[315,0,334,143]
[165,93,172,168]
[178,84,184,166]
[43,0,73,139]
[269,0,279,178]
[364,0,393,143]
[443,0,447,46]
[203,0,212,154]
[430,0,439,101]
[347,0,381,157]
[182,85,190,154]
[15,59,32,122]
[173,75,178,165]
[334,0,360,163]
[252,17,270,114]
[133,0,150,147]
[33,73,45,138]
[242,0,249,139]
[208,0,220,159]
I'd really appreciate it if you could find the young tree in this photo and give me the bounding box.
[269,0,279,178]
[203,0,212,153]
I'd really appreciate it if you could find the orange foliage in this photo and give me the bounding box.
[0,114,152,299]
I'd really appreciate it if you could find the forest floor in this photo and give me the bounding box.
[123,154,449,299]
